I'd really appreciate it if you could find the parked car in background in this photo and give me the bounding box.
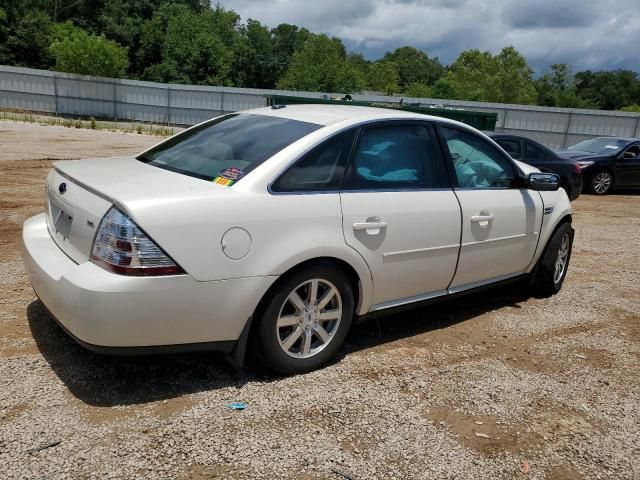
[490,134,583,201]
[22,105,573,374]
[556,137,640,194]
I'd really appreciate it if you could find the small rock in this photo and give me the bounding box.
[475,432,490,439]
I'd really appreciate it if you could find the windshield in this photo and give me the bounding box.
[138,114,320,184]
[568,138,628,154]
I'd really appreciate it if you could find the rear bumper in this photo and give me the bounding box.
[22,213,276,351]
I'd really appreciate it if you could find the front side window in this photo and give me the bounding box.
[138,114,320,183]
[441,126,515,188]
[271,130,355,192]
[342,124,446,190]
[621,144,640,158]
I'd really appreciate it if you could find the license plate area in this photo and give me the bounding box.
[48,193,74,242]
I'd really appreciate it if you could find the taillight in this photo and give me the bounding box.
[91,207,184,276]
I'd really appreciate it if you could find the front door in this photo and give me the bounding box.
[438,125,543,291]
[340,122,461,310]
[615,144,640,186]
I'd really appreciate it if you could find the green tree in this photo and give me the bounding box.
[434,46,536,103]
[233,19,276,88]
[49,22,129,77]
[140,6,233,85]
[575,70,640,110]
[346,52,370,80]
[270,23,312,82]
[278,34,364,93]
[368,61,401,95]
[382,46,443,89]
[404,82,433,98]
[1,8,53,68]
[493,46,537,104]
[535,64,595,108]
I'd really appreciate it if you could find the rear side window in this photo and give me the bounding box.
[342,124,447,190]
[137,114,320,183]
[495,139,522,160]
[441,126,515,188]
[526,141,550,161]
[271,130,355,192]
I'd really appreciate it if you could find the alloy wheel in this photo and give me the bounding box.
[276,278,342,359]
[592,172,612,194]
[553,233,570,284]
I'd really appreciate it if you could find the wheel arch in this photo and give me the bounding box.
[229,256,368,368]
[527,211,573,274]
[257,255,370,319]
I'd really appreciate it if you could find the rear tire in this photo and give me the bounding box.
[589,171,613,195]
[532,222,573,297]
[253,263,354,374]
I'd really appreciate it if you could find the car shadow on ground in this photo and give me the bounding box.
[28,284,530,408]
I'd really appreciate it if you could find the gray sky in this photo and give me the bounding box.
[221,0,640,73]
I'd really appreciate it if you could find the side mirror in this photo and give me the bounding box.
[527,172,559,191]
[622,151,636,160]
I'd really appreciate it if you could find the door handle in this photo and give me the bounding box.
[471,215,494,223]
[353,221,388,231]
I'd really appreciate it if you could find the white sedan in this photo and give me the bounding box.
[22,105,573,374]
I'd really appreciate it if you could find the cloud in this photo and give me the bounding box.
[219,0,640,72]
[501,0,600,29]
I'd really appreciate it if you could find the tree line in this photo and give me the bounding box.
[1,0,640,111]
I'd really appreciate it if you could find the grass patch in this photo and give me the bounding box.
[0,110,176,137]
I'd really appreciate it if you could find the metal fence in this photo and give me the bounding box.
[2,64,640,149]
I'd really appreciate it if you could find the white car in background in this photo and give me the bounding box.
[22,105,573,374]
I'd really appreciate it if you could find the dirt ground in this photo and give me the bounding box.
[0,121,638,479]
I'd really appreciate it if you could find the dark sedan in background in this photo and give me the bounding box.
[490,134,583,200]
[557,137,640,194]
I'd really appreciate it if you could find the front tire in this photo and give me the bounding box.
[532,222,573,297]
[253,263,354,374]
[590,171,613,194]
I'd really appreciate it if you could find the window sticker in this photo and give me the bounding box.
[213,167,245,187]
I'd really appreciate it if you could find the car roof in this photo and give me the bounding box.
[585,136,640,142]
[242,104,459,127]
[488,133,548,146]
[489,133,529,140]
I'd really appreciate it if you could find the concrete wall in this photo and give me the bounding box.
[2,65,639,149]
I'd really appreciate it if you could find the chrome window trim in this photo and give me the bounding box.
[267,187,457,196]
[267,117,449,196]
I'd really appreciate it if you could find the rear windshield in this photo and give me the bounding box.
[137,113,320,184]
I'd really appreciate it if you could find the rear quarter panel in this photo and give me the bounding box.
[123,191,374,315]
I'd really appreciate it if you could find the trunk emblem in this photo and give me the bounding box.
[58,182,67,194]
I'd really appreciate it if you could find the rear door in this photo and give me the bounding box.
[340,122,461,310]
[437,125,543,291]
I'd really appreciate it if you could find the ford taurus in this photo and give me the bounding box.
[22,105,573,374]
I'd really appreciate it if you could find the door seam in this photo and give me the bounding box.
[447,188,464,291]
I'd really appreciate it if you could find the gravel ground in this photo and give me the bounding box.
[0,121,639,479]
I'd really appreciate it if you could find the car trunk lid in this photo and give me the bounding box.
[47,157,229,264]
